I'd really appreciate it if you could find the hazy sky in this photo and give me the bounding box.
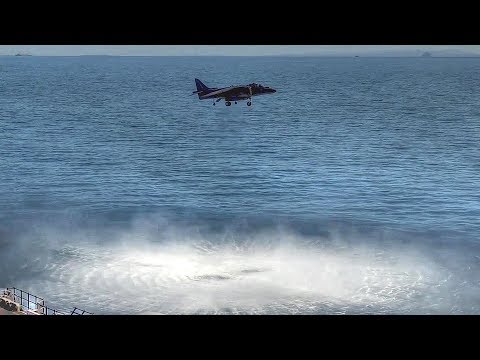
[1,45,480,56]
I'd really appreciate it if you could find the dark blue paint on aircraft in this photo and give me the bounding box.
[193,78,276,106]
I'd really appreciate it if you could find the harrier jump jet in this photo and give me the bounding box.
[192,78,276,106]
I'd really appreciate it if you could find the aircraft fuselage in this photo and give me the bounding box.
[193,78,276,106]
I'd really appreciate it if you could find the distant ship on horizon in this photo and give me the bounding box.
[14,53,32,56]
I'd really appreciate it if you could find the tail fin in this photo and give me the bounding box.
[195,78,210,93]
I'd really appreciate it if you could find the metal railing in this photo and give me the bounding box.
[70,307,93,315]
[2,287,93,315]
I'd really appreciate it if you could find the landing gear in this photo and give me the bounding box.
[213,102,216,106]
[247,101,252,106]
[235,101,237,104]
[225,101,231,106]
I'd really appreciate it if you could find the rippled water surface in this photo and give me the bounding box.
[1,56,479,314]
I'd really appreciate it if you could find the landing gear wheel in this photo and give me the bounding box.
[247,101,252,106]
[235,102,237,104]
[225,101,231,106]
[213,102,216,106]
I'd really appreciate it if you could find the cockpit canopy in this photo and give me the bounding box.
[248,83,271,89]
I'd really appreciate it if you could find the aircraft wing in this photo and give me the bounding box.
[201,86,250,99]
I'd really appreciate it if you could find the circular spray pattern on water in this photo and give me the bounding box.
[11,231,467,315]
